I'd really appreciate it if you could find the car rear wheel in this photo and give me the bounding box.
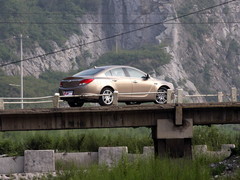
[99,87,114,106]
[125,102,141,105]
[155,87,168,104]
[68,100,84,107]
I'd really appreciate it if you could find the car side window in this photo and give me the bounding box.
[105,71,112,77]
[127,68,145,78]
[111,68,126,77]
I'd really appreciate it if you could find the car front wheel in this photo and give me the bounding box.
[99,87,114,106]
[155,87,168,104]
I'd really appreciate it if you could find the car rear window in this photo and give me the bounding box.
[110,68,126,77]
[73,68,104,77]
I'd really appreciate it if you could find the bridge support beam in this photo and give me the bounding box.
[152,119,193,158]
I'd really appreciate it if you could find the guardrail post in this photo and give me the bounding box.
[177,89,183,104]
[218,92,223,102]
[231,87,237,102]
[0,99,4,110]
[167,89,174,103]
[113,91,118,106]
[53,93,60,108]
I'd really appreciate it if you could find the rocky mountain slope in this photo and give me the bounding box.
[1,0,239,98]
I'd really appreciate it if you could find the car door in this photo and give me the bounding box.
[106,68,132,100]
[125,67,154,100]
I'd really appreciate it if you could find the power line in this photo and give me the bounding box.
[0,11,238,17]
[0,21,239,25]
[0,0,237,67]
[0,9,238,16]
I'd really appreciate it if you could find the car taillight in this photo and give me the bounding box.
[79,79,94,86]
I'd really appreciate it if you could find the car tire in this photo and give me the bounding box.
[68,100,84,107]
[125,102,141,105]
[155,87,168,104]
[99,87,114,106]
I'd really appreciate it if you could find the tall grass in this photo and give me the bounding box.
[48,157,211,180]
[0,128,152,156]
[193,126,236,150]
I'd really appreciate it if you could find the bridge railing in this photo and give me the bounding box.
[0,95,63,110]
[0,87,238,110]
[174,87,238,103]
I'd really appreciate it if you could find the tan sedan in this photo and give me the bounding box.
[59,65,174,107]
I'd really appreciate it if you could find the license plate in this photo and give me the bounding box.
[63,91,73,96]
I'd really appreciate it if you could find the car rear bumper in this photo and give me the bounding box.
[59,84,101,101]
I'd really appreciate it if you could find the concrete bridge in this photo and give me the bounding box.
[0,102,240,157]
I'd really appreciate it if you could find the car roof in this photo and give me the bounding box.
[94,65,135,70]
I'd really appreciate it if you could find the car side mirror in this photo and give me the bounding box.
[143,74,150,80]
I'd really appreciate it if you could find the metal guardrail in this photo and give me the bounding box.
[0,87,238,110]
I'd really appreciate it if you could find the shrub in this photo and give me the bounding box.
[0,140,14,155]
[25,134,54,150]
[193,126,235,150]
[93,45,172,72]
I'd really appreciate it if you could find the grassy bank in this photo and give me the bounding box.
[0,126,238,156]
[49,156,213,180]
[1,126,240,179]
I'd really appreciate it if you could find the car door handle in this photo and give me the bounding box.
[133,81,138,83]
[112,80,117,82]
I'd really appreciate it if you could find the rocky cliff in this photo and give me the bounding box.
[160,0,240,95]
[2,0,240,96]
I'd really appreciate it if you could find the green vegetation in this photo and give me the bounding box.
[0,128,152,156]
[52,157,211,180]
[93,45,172,72]
[193,126,235,150]
[0,0,100,62]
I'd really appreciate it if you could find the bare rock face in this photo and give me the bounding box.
[157,0,240,95]
[2,0,240,95]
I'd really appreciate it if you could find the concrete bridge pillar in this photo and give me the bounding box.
[152,118,193,158]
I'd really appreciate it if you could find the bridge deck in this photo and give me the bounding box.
[0,102,239,131]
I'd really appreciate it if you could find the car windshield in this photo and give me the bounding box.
[73,68,104,77]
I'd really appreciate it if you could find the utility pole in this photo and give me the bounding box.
[20,34,23,109]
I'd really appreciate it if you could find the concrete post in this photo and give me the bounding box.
[0,99,4,110]
[177,89,183,104]
[112,91,118,106]
[0,156,24,174]
[231,87,237,102]
[167,89,173,103]
[53,93,60,108]
[99,147,128,167]
[218,92,223,102]
[24,150,55,173]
